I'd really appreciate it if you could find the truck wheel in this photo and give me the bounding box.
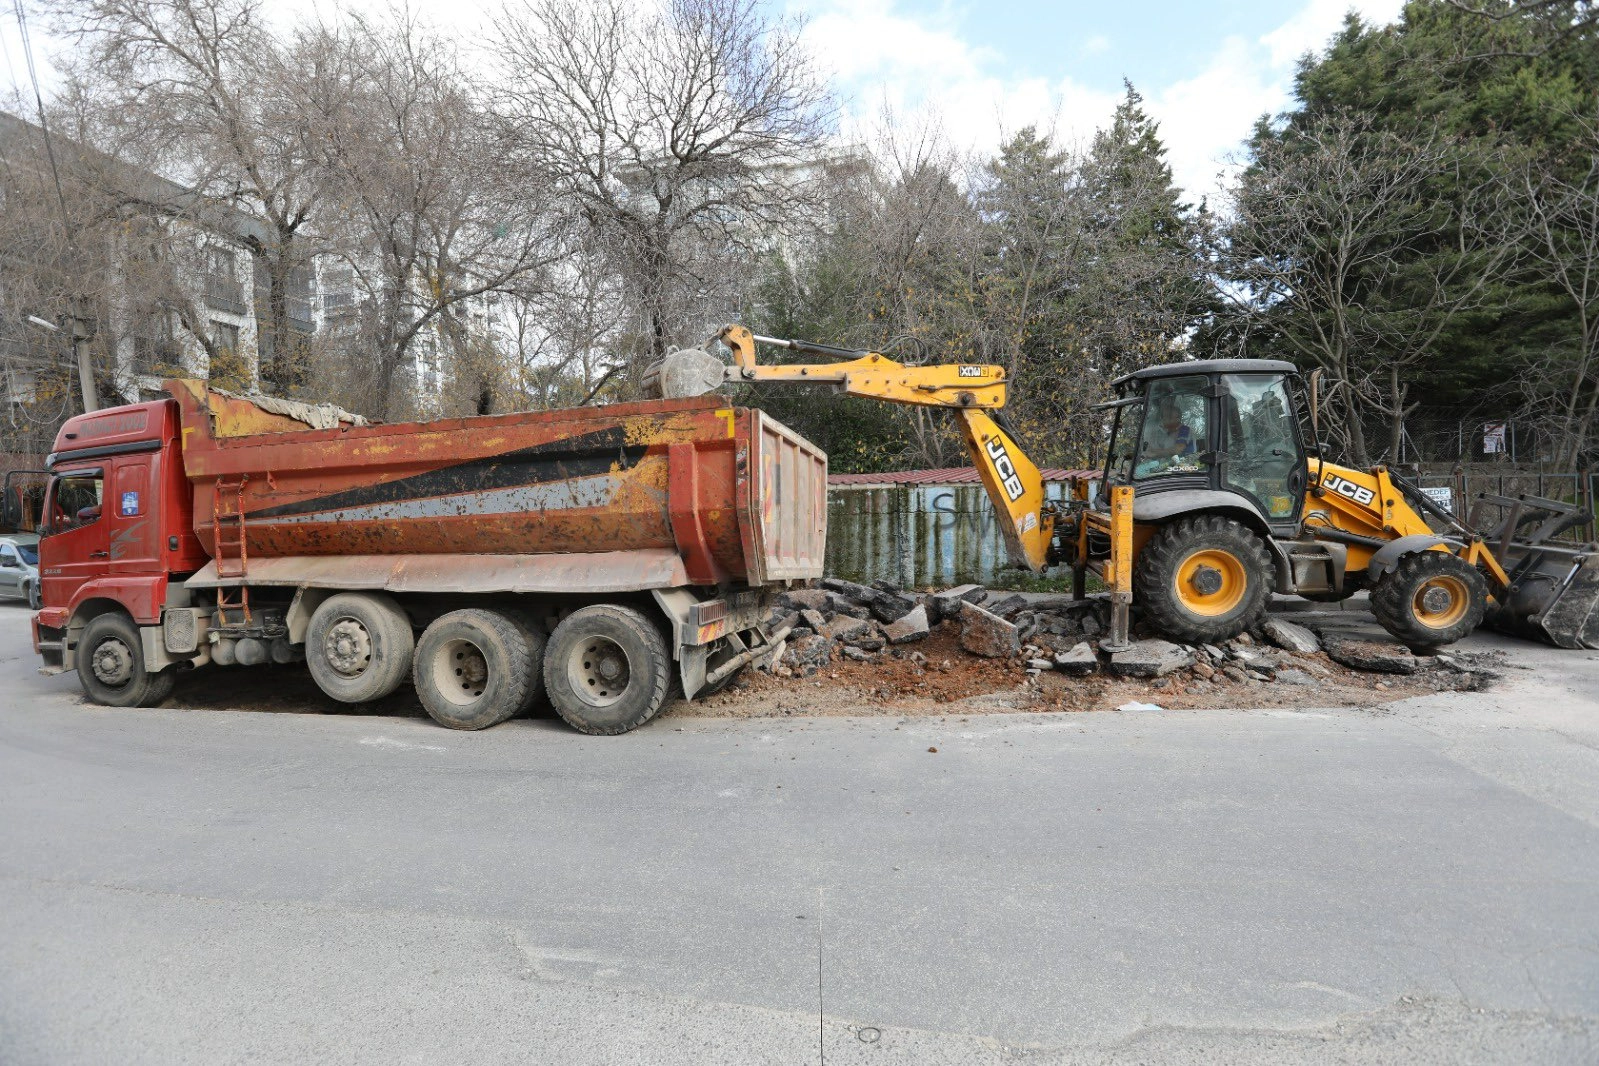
[1371,551,1486,651]
[1134,515,1272,644]
[544,605,672,735]
[306,593,414,703]
[77,612,175,708]
[499,608,549,716]
[413,609,533,730]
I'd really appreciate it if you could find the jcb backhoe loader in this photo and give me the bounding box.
[649,325,1599,652]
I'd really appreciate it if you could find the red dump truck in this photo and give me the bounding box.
[28,380,826,734]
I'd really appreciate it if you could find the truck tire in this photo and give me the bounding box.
[77,612,175,708]
[499,608,549,716]
[306,593,414,703]
[544,604,672,735]
[1371,551,1486,651]
[1134,515,1272,644]
[413,609,532,730]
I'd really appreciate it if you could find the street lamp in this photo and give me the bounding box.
[22,310,98,412]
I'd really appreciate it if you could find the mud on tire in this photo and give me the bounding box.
[1370,551,1486,651]
[413,609,533,730]
[306,592,415,703]
[76,611,175,708]
[1134,515,1273,644]
[544,604,672,735]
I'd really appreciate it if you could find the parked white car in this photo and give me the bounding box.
[0,535,40,609]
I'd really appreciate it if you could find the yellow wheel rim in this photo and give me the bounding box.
[1175,549,1248,617]
[1413,575,1470,630]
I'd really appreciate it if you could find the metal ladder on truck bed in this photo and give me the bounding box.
[212,475,251,626]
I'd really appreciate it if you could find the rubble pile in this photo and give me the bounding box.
[757,580,1500,703]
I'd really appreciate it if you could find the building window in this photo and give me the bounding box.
[321,263,355,317]
[205,247,246,314]
[212,321,240,360]
[132,312,181,376]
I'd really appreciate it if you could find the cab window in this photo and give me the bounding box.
[1105,401,1144,485]
[1135,379,1209,480]
[1223,374,1301,519]
[43,472,104,534]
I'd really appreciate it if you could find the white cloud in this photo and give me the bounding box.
[1262,0,1402,67]
[795,0,1408,200]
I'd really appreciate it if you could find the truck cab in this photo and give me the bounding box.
[33,400,207,674]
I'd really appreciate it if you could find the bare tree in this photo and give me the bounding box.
[52,0,327,386]
[292,12,561,417]
[1517,103,1599,465]
[1222,112,1521,465]
[493,0,836,385]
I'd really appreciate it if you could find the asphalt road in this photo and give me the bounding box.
[1,601,1597,1064]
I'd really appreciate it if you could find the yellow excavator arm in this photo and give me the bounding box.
[713,325,1055,573]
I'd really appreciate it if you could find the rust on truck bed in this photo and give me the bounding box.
[182,549,691,595]
[166,380,827,589]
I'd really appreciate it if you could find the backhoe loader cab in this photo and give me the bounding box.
[1101,360,1308,535]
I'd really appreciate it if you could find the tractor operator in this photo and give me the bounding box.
[1145,398,1197,460]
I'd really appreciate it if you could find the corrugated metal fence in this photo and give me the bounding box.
[825,481,1079,587]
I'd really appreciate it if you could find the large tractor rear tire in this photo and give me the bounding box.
[544,604,672,735]
[1135,515,1273,644]
[1370,551,1486,651]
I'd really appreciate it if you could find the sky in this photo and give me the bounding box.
[1,0,1407,201]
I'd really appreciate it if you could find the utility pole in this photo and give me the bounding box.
[26,309,99,412]
[70,301,99,412]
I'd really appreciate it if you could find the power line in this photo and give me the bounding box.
[10,0,100,412]
[11,0,71,228]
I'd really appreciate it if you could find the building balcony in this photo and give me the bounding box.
[204,276,247,316]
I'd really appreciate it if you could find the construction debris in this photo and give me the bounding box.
[958,601,1020,658]
[759,582,1502,706]
[1263,618,1321,655]
[1110,640,1195,679]
[884,605,931,644]
[1321,634,1424,675]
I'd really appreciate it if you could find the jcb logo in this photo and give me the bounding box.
[958,365,984,378]
[986,438,1026,501]
[1323,475,1375,507]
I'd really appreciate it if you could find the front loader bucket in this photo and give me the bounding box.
[1486,546,1599,650]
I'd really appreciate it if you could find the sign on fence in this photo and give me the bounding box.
[1419,485,1454,514]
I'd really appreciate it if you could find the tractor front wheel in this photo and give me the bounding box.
[1134,516,1273,644]
[1370,551,1486,651]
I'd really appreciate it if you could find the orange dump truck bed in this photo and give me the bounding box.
[167,380,827,594]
